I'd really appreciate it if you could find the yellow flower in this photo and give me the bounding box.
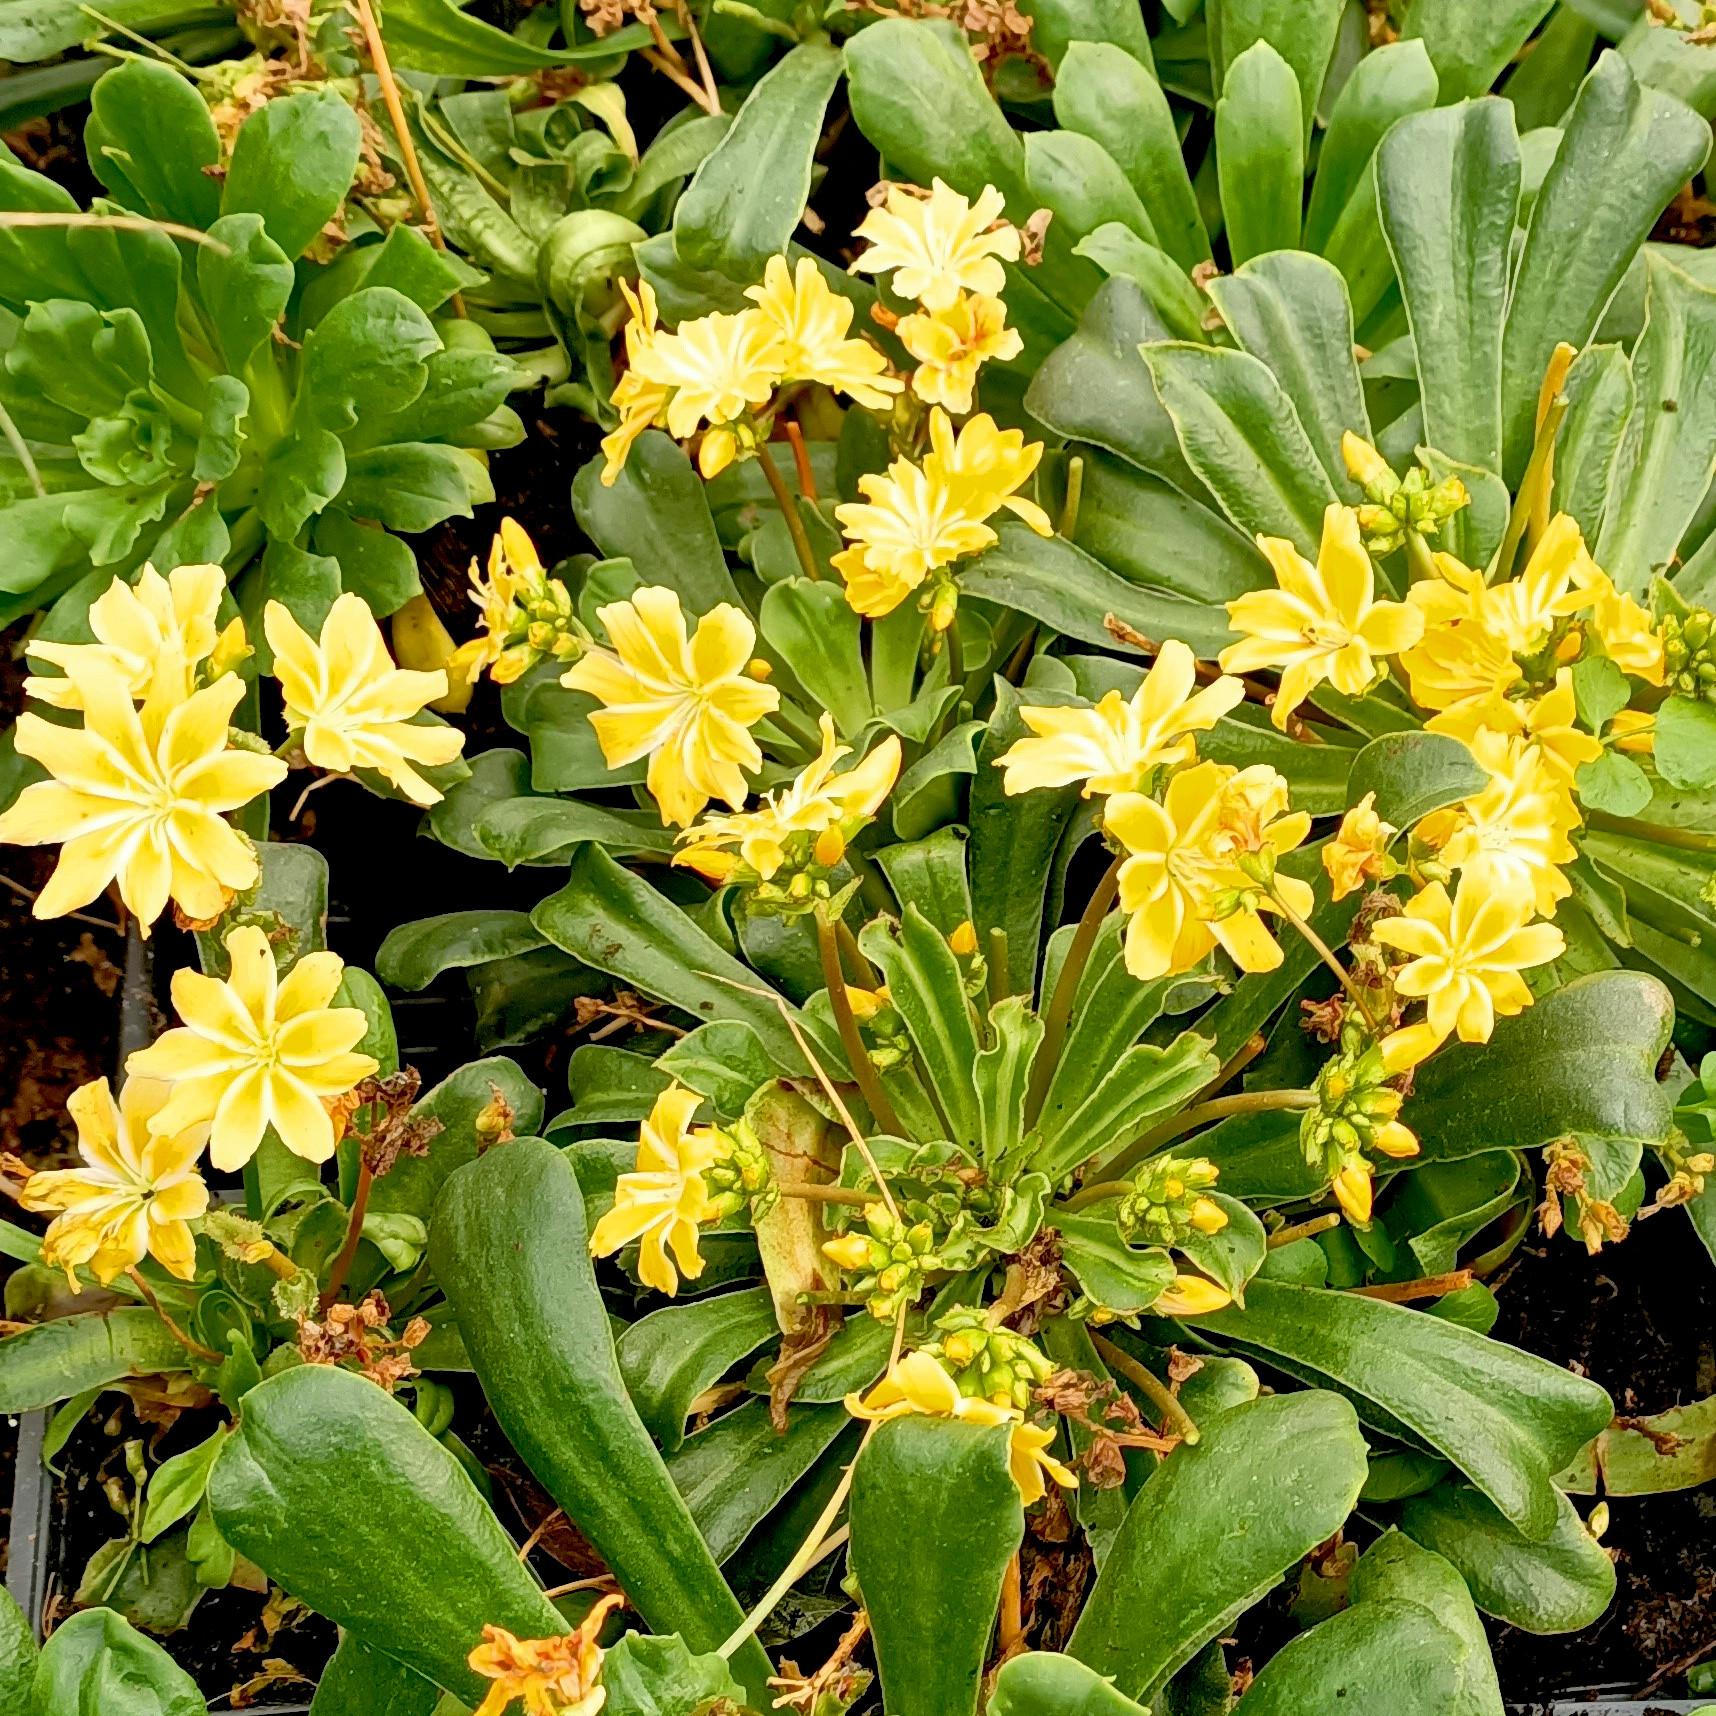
[1220,504,1423,728]
[23,1076,208,1289]
[830,409,1050,618]
[266,595,465,808]
[1574,562,1665,685]
[633,308,782,440]
[997,642,1244,797]
[1424,668,1602,787]
[1399,560,1524,714]
[832,454,994,618]
[1482,513,1599,656]
[126,924,378,1172]
[24,563,232,710]
[744,255,900,410]
[897,292,1022,414]
[1323,791,1396,901]
[845,1350,1077,1505]
[588,1084,722,1295]
[1371,875,1565,1059]
[927,409,1053,536]
[674,714,901,882]
[1105,760,1313,981]
[1152,1273,1232,1317]
[601,277,673,486]
[469,1593,623,1716]
[853,179,1021,313]
[1439,732,1579,917]
[450,519,535,688]
[561,587,780,828]
[0,658,285,932]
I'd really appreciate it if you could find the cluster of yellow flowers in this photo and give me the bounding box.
[845,1349,1078,1506]
[23,923,378,1289]
[450,518,588,690]
[1221,455,1662,1067]
[997,639,1311,983]
[0,567,465,936]
[600,256,900,483]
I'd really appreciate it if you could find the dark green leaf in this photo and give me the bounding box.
[309,1634,440,1716]
[1069,1392,1367,1700]
[1402,0,1554,103]
[1344,731,1484,829]
[431,1138,772,1702]
[29,1608,203,1716]
[616,1286,779,1450]
[1142,342,1338,556]
[1215,41,1303,265]
[1575,750,1653,816]
[0,1307,187,1412]
[1400,1481,1616,1633]
[86,60,220,229]
[1500,53,1711,484]
[674,43,843,280]
[1235,1598,1464,1715]
[1189,1280,1613,1540]
[209,1365,564,1703]
[376,911,549,991]
[1377,99,1519,479]
[992,1652,1148,1716]
[852,1417,1023,1716]
[601,1634,745,1716]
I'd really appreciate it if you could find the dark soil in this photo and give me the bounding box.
[1486,1213,1716,1704]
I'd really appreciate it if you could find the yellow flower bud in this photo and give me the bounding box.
[822,1233,874,1271]
[929,582,959,633]
[1189,1196,1229,1235]
[746,657,773,682]
[1154,1274,1232,1317]
[949,919,978,957]
[1341,431,1392,490]
[209,615,252,679]
[698,426,738,479]
[814,824,847,867]
[1372,1119,1420,1160]
[844,985,886,1022]
[1332,1162,1374,1225]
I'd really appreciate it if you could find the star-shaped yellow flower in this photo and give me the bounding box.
[266,595,465,807]
[897,292,1022,414]
[1372,875,1565,1062]
[853,179,1021,313]
[997,641,1244,797]
[1438,732,1580,917]
[1105,760,1313,981]
[561,586,780,828]
[632,307,783,441]
[24,563,240,711]
[1424,668,1602,787]
[22,1076,208,1289]
[0,656,285,932]
[846,1350,1077,1505]
[450,519,535,688]
[1574,561,1665,686]
[1220,504,1423,728]
[588,1084,722,1296]
[674,713,901,882]
[744,255,901,410]
[126,924,378,1172]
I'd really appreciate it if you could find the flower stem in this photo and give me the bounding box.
[816,907,904,1138]
[759,440,820,581]
[319,1160,373,1312]
[1090,1332,1200,1446]
[1348,1269,1472,1304]
[126,1267,223,1366]
[776,1183,875,1208]
[1586,809,1716,853]
[1265,881,1384,1035]
[1025,854,1124,1129]
[1267,1212,1341,1249]
[1104,1089,1317,1180]
[1061,1178,1133,1212]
